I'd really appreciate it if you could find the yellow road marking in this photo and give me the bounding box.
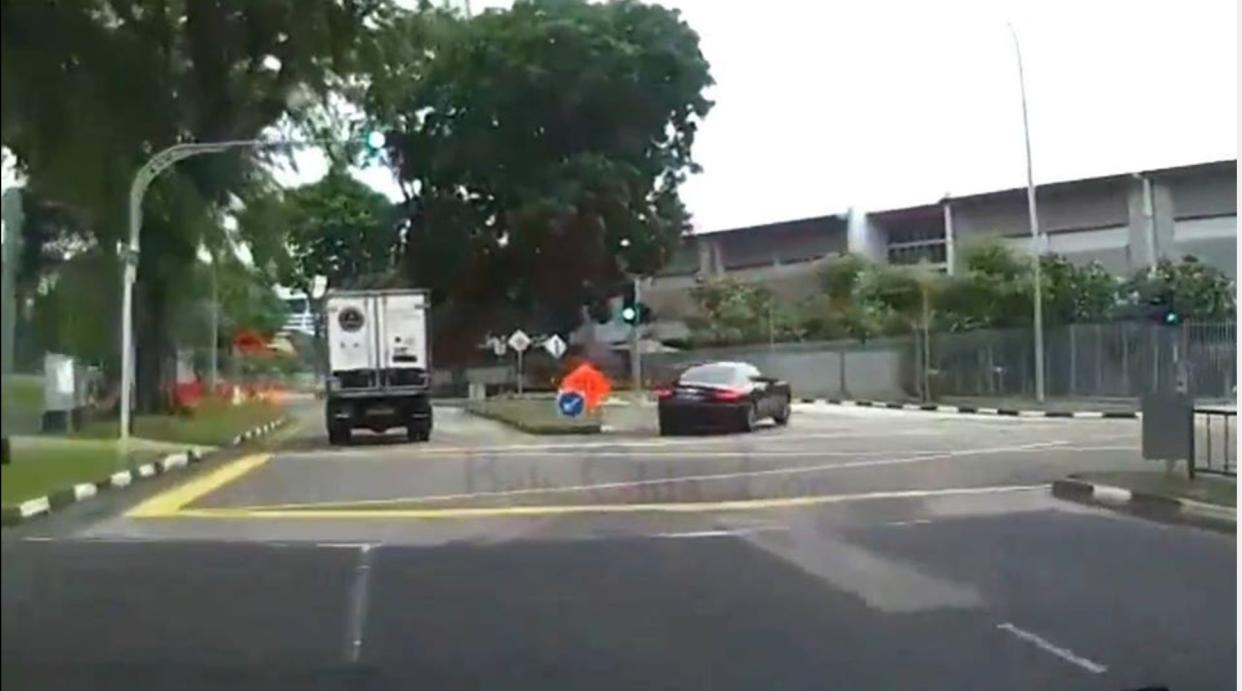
[166,484,1048,520]
[127,453,271,518]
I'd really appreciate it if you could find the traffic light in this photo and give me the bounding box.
[618,283,652,325]
[1148,292,1181,326]
[364,130,387,150]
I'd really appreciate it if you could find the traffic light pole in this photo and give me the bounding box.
[629,274,642,393]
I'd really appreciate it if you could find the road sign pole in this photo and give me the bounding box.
[516,349,524,395]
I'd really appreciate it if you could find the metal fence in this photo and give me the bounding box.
[930,322,1236,401]
[1194,406,1235,477]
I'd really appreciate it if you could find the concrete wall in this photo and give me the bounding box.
[644,255,836,321]
[953,178,1130,243]
[1174,215,1237,277]
[642,340,909,400]
[1163,163,1237,219]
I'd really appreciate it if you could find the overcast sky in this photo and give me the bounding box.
[12,0,1226,236]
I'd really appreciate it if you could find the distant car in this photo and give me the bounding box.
[655,361,791,435]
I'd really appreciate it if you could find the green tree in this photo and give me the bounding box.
[242,166,401,297]
[687,278,787,346]
[1120,256,1235,322]
[361,0,713,341]
[2,0,390,409]
[1040,254,1119,324]
[935,240,1034,331]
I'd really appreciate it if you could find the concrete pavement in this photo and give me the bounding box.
[2,401,1234,689]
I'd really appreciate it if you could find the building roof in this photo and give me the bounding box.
[691,159,1236,236]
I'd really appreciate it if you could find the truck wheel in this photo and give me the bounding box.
[329,424,352,445]
[406,423,430,443]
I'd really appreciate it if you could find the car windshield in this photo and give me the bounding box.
[679,364,746,386]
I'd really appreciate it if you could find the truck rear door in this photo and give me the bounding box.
[326,294,377,372]
[379,292,428,370]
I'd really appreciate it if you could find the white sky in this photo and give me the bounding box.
[10,0,1237,237]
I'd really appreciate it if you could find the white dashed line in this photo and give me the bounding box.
[996,622,1107,674]
[343,543,375,663]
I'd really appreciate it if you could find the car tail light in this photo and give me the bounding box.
[711,388,747,402]
[654,387,674,399]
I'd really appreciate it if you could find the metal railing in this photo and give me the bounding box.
[1194,406,1236,477]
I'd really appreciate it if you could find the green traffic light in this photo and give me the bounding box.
[366,131,386,149]
[621,306,637,323]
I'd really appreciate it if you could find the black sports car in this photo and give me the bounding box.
[656,361,792,435]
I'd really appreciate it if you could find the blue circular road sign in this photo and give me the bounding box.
[556,390,586,418]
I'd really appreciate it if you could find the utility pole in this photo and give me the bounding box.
[629,274,641,392]
[1007,21,1046,402]
[2,189,24,465]
[209,249,219,392]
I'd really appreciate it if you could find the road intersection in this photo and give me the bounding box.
[3,402,1234,690]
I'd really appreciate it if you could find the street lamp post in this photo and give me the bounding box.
[119,135,361,442]
[1007,22,1046,402]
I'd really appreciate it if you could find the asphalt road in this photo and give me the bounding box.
[2,402,1235,690]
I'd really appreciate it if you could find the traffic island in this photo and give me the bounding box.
[464,397,602,435]
[1052,470,1236,533]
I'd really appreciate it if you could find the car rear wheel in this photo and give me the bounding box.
[740,402,757,432]
[658,412,679,436]
[773,397,791,426]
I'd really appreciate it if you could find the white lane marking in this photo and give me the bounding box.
[344,543,375,663]
[653,526,790,539]
[239,442,1066,510]
[21,536,55,542]
[996,622,1108,674]
[885,519,933,526]
[317,542,378,550]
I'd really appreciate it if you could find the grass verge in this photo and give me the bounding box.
[1,438,168,507]
[77,400,285,447]
[465,397,601,435]
[2,374,44,435]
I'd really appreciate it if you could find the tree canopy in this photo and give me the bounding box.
[360,0,714,341]
[2,0,390,406]
[241,166,401,296]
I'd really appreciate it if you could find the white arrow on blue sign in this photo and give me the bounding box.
[556,390,586,418]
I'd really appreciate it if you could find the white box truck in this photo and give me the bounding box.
[323,289,432,444]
